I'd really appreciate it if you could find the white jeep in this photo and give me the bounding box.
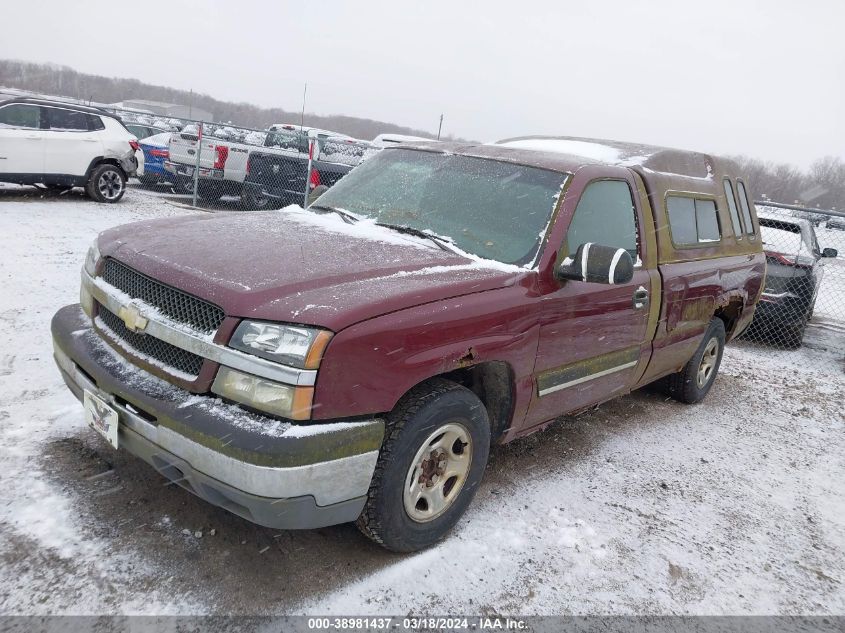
[0,98,138,203]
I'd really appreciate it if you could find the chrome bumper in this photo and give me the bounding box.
[52,305,384,529]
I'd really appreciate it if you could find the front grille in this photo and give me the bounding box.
[101,258,225,334]
[98,305,204,377]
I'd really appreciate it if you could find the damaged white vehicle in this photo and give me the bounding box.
[0,97,138,202]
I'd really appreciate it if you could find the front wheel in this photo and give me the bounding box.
[356,378,490,552]
[85,164,126,203]
[666,317,725,404]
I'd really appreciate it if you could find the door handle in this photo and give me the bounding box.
[633,286,649,309]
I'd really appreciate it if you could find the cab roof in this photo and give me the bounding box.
[394,135,743,194]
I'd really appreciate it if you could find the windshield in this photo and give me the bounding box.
[313,149,566,266]
[265,129,307,152]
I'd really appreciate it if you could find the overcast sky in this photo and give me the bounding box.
[1,0,842,168]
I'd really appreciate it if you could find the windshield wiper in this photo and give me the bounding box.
[375,222,460,254]
[309,204,358,224]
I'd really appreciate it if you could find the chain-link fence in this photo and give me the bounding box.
[105,106,378,210]
[743,203,845,348]
[20,95,842,352]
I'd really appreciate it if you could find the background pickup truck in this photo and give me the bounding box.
[165,125,259,203]
[243,127,376,207]
[165,124,369,208]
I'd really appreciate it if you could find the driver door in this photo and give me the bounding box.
[526,167,655,426]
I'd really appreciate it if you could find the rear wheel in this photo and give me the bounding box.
[667,318,725,404]
[241,186,271,210]
[174,176,195,195]
[85,164,126,203]
[356,378,490,552]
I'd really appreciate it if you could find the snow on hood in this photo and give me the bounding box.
[97,207,528,331]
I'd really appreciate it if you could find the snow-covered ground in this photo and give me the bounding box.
[0,185,843,615]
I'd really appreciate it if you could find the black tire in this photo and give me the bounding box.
[174,176,195,195]
[667,318,726,404]
[356,378,491,552]
[85,164,126,203]
[138,174,160,187]
[241,186,271,210]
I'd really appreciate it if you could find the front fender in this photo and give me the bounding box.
[311,285,540,421]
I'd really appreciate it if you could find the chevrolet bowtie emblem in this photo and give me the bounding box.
[118,303,148,333]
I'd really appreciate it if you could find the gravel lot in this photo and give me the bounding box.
[0,185,843,616]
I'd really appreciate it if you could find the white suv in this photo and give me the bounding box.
[0,98,138,203]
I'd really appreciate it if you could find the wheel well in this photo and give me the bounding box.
[86,157,125,180]
[438,361,514,443]
[715,300,743,338]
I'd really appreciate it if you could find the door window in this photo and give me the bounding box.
[48,108,90,131]
[566,179,638,258]
[0,104,42,129]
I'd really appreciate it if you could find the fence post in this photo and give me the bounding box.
[192,121,202,208]
[303,137,314,208]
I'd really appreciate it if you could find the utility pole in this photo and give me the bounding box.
[437,114,444,140]
[189,89,193,119]
[301,82,307,130]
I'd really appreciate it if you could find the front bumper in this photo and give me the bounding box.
[52,304,384,529]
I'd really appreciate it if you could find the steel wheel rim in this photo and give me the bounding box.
[697,337,719,387]
[403,422,472,523]
[97,170,123,200]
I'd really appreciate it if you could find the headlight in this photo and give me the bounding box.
[83,240,101,277]
[212,366,313,420]
[229,321,332,369]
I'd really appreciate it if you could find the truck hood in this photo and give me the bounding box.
[98,208,528,331]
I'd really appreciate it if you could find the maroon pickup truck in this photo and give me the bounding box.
[52,136,765,552]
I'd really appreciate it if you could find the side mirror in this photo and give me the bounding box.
[556,243,634,285]
[822,247,838,258]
